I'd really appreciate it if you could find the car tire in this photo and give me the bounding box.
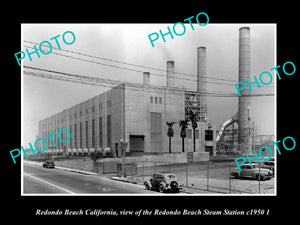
[159,183,166,193]
[144,182,151,190]
[170,181,178,191]
[234,173,239,179]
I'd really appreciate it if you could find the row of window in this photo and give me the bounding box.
[150,96,162,104]
[40,101,113,129]
[39,116,107,150]
[73,101,111,118]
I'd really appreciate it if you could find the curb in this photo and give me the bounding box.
[24,160,98,176]
[110,176,139,184]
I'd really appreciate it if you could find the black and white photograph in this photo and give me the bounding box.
[4,3,298,224]
[21,23,276,195]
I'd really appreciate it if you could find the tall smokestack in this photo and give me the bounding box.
[238,27,251,153]
[197,47,207,121]
[166,61,175,87]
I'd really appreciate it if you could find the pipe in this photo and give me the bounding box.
[166,61,175,87]
[216,118,235,142]
[216,112,238,142]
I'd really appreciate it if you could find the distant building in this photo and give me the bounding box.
[252,135,275,151]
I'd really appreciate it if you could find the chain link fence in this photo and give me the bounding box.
[132,161,275,194]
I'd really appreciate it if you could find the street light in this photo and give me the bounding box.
[120,138,128,177]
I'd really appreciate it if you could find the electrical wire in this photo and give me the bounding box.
[23,66,275,98]
[24,40,239,83]
[24,40,275,89]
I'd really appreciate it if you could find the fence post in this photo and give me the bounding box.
[142,161,144,182]
[207,162,209,191]
[229,165,231,194]
[186,162,188,187]
[258,163,261,194]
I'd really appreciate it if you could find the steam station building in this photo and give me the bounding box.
[36,50,216,161]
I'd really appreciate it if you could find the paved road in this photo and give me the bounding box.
[23,162,155,194]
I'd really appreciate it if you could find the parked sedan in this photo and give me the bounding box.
[144,173,181,193]
[42,160,55,168]
[231,163,272,180]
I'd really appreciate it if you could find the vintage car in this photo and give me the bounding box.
[144,173,181,193]
[260,161,275,176]
[231,163,272,180]
[42,160,55,168]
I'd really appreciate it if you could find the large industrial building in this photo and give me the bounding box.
[36,50,216,160]
[36,26,256,161]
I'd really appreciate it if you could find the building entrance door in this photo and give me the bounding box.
[129,135,145,154]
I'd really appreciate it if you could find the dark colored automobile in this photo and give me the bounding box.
[144,173,181,193]
[43,160,55,168]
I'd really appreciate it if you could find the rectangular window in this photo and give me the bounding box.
[69,125,72,149]
[92,106,95,112]
[107,115,111,148]
[150,112,162,152]
[85,108,89,114]
[205,130,213,141]
[155,97,158,104]
[195,130,199,139]
[159,97,162,104]
[92,119,95,148]
[150,97,153,103]
[85,121,88,148]
[79,122,82,148]
[74,124,77,148]
[99,117,103,147]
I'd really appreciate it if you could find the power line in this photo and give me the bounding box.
[23,66,275,98]
[24,40,240,83]
[24,44,238,87]
[23,41,275,88]
[23,44,275,89]
[24,40,274,88]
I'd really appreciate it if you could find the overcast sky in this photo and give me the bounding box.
[21,23,275,146]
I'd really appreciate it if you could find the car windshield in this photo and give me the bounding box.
[167,175,176,179]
